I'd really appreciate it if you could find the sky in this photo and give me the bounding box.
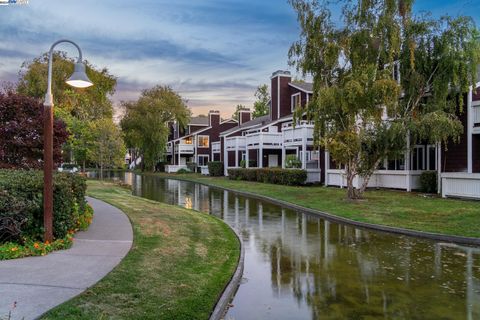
[0,0,479,118]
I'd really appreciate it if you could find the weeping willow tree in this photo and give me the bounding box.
[289,0,479,199]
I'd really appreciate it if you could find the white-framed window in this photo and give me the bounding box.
[197,135,209,148]
[383,155,405,171]
[291,92,301,112]
[426,145,436,170]
[241,152,246,161]
[411,145,425,170]
[299,151,311,162]
[197,155,209,166]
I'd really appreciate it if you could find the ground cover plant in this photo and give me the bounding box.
[43,180,240,320]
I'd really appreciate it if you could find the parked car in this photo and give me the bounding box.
[58,163,79,174]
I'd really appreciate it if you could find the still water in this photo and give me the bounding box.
[89,171,480,320]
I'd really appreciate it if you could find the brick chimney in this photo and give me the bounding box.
[209,110,220,127]
[270,70,292,121]
[239,108,252,125]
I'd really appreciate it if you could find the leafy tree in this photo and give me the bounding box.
[90,118,126,176]
[17,52,117,121]
[253,84,270,118]
[232,104,247,120]
[120,85,190,172]
[289,0,479,199]
[0,92,69,169]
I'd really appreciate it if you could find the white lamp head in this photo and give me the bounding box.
[66,62,93,88]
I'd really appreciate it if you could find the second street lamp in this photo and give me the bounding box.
[43,39,93,242]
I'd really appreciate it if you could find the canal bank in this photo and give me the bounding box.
[88,171,480,319]
[144,172,480,240]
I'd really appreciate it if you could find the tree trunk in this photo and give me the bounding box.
[345,163,358,199]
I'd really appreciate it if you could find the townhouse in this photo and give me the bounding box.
[165,111,237,173]
[220,70,322,183]
[165,68,479,199]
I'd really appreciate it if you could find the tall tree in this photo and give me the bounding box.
[0,92,69,169]
[120,85,190,171]
[232,104,247,120]
[17,51,117,121]
[289,0,479,199]
[253,84,270,118]
[90,118,126,176]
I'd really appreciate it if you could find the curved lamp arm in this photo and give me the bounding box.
[45,39,84,106]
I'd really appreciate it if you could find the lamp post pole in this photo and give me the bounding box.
[43,40,92,242]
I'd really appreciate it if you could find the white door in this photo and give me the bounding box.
[268,154,279,167]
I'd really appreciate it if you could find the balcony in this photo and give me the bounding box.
[212,141,221,153]
[225,136,246,151]
[177,139,194,154]
[246,132,282,149]
[282,121,314,146]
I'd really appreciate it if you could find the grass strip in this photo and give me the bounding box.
[43,180,240,320]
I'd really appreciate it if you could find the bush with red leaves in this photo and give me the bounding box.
[0,92,69,169]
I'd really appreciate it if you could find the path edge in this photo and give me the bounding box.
[209,222,245,320]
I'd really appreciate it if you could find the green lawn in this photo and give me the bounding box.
[149,172,480,238]
[43,180,240,320]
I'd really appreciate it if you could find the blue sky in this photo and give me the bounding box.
[0,0,479,117]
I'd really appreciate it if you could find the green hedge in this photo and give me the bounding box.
[420,171,437,193]
[208,161,224,176]
[0,169,87,241]
[228,168,307,186]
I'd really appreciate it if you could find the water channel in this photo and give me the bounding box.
[88,171,480,320]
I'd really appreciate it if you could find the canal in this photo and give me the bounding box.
[89,171,480,320]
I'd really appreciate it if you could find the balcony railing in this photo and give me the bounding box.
[282,122,314,146]
[246,132,282,148]
[177,143,194,154]
[474,105,480,125]
[212,141,221,153]
[225,136,246,151]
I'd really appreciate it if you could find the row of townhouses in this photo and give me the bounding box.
[165,70,480,200]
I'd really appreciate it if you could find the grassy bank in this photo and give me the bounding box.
[43,180,240,320]
[149,172,480,238]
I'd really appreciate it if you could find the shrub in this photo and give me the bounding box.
[285,155,302,169]
[186,162,197,172]
[208,161,224,176]
[420,171,437,193]
[227,168,307,186]
[177,168,191,174]
[0,169,88,241]
[240,159,246,168]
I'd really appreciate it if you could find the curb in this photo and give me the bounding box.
[209,223,245,320]
[163,176,480,246]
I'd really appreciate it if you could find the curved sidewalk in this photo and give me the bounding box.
[0,197,133,320]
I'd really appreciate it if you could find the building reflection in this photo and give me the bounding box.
[91,171,480,320]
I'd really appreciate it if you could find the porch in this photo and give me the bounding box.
[441,173,480,199]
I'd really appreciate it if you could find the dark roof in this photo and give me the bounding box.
[221,114,271,136]
[289,81,313,93]
[189,116,209,126]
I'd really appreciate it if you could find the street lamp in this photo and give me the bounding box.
[43,39,93,242]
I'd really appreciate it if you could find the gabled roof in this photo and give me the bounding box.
[220,115,271,136]
[289,82,313,93]
[188,116,209,126]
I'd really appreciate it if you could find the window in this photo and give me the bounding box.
[183,137,193,144]
[291,93,301,112]
[241,152,246,161]
[411,146,425,170]
[198,155,209,167]
[197,135,209,148]
[386,155,405,171]
[427,145,436,170]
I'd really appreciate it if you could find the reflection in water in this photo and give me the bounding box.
[88,171,480,320]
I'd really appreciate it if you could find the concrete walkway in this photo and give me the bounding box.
[0,197,133,320]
